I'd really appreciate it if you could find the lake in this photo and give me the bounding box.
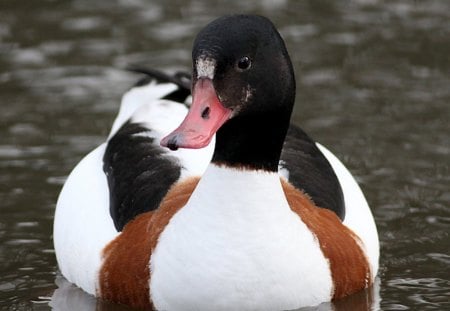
[0,0,449,310]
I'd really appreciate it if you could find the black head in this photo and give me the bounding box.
[161,15,297,171]
[192,15,296,117]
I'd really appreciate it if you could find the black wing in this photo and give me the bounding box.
[103,68,192,231]
[280,124,345,220]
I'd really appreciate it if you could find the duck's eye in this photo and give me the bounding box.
[236,56,252,71]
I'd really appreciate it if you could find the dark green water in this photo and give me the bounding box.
[0,0,449,310]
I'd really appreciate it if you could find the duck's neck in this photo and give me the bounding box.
[211,108,292,172]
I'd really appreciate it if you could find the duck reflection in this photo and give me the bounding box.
[50,275,380,311]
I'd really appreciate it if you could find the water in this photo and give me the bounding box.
[0,0,449,310]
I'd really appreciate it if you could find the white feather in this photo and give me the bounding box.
[316,143,379,277]
[150,164,333,311]
[278,160,290,180]
[108,81,178,139]
[53,144,118,295]
[196,57,216,79]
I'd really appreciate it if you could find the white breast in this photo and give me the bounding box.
[150,165,333,311]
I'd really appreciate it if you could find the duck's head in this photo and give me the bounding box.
[161,15,296,170]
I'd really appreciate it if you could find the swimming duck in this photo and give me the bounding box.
[54,14,379,311]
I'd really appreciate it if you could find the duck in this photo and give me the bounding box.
[53,14,379,311]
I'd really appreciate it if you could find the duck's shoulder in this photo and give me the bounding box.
[103,120,183,231]
[280,124,345,220]
[280,180,372,299]
[103,69,213,231]
[99,177,200,309]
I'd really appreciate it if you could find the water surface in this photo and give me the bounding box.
[0,0,449,310]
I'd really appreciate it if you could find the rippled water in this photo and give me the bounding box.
[0,0,449,310]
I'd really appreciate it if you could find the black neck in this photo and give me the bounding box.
[211,108,292,172]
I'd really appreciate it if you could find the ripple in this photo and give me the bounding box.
[8,123,44,137]
[280,24,319,41]
[18,267,35,272]
[5,239,42,246]
[324,32,358,45]
[61,16,109,31]
[135,5,163,22]
[302,68,340,86]
[426,215,450,226]
[387,277,450,308]
[427,253,450,265]
[15,222,39,228]
[0,145,47,158]
[388,278,448,290]
[0,282,15,292]
[11,48,46,65]
[46,176,67,186]
[150,21,199,41]
[39,41,74,56]
[80,39,125,57]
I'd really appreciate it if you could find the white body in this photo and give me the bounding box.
[150,165,333,311]
[54,80,379,309]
